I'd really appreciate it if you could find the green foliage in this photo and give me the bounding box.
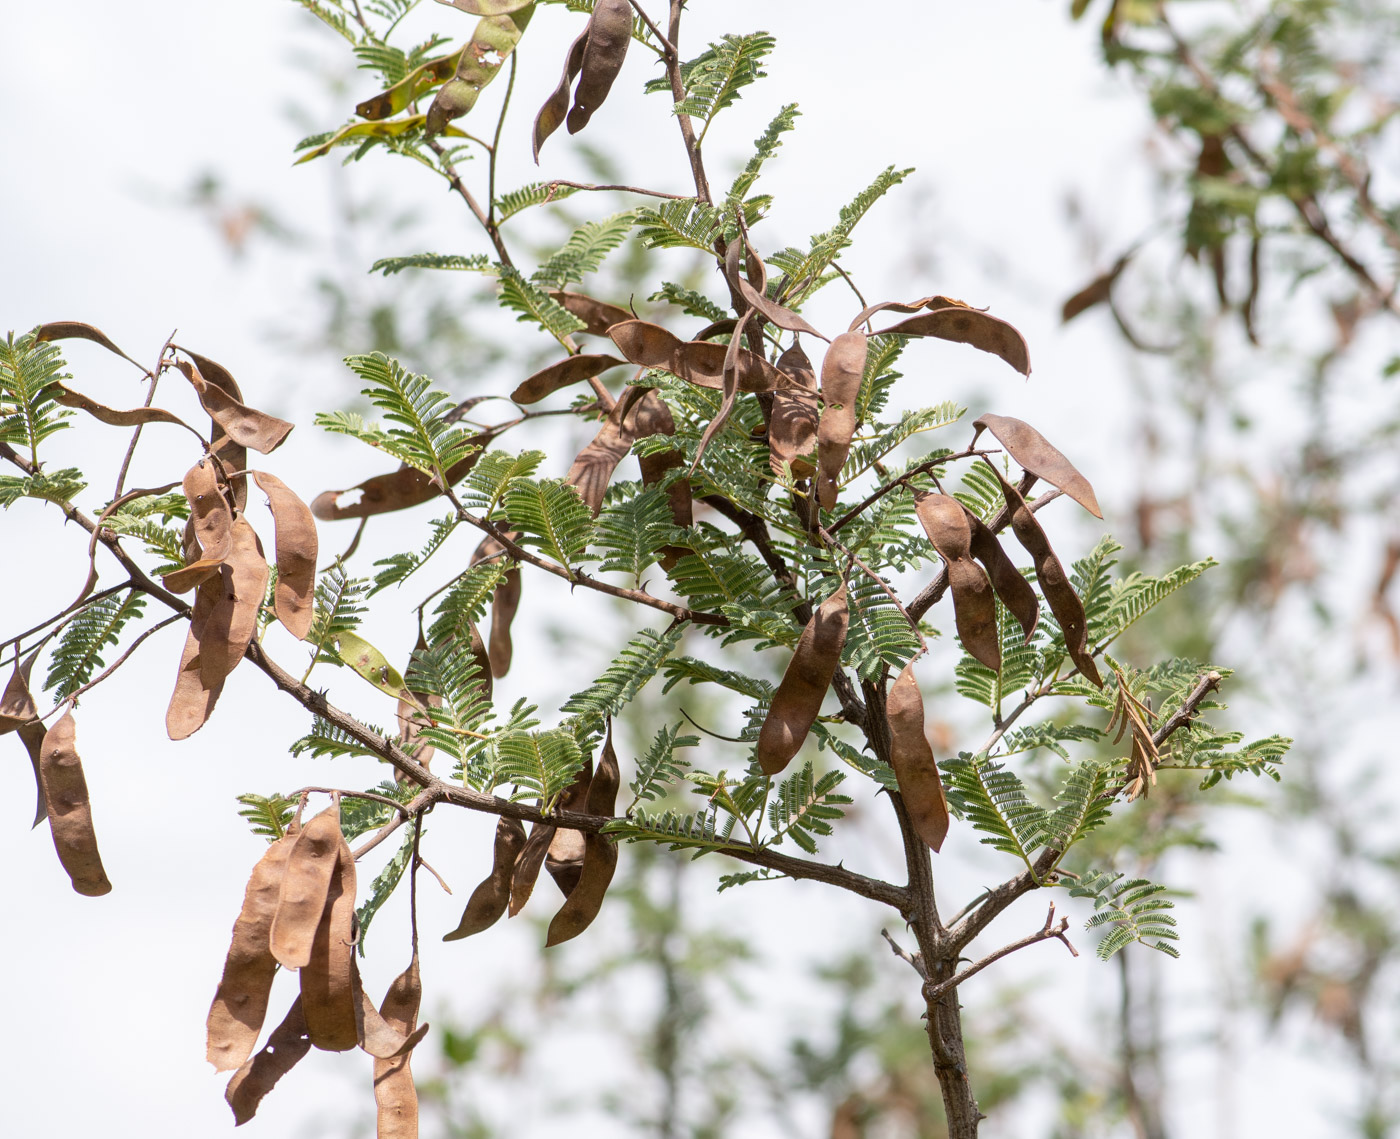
[501,477,595,568]
[304,563,370,672]
[532,211,637,290]
[340,780,416,841]
[648,281,728,322]
[371,252,493,276]
[766,761,851,853]
[663,655,774,703]
[647,32,777,131]
[494,728,586,808]
[1,334,72,461]
[235,793,298,841]
[1000,721,1104,759]
[604,806,724,854]
[45,591,147,701]
[497,267,587,343]
[942,752,1047,870]
[1041,760,1114,853]
[595,485,677,583]
[727,103,801,206]
[101,492,189,573]
[626,724,700,811]
[843,576,922,681]
[319,353,483,481]
[560,626,683,742]
[493,181,581,222]
[428,561,509,645]
[289,716,385,760]
[1070,870,1180,960]
[954,603,1043,711]
[0,467,86,508]
[635,197,769,252]
[370,514,458,595]
[403,640,494,762]
[461,449,545,518]
[1170,727,1290,788]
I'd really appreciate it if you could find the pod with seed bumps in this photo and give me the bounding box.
[444,815,527,941]
[300,825,359,1052]
[914,493,1000,671]
[816,333,868,509]
[886,664,950,852]
[269,804,343,969]
[38,708,111,896]
[756,584,850,776]
[546,726,622,946]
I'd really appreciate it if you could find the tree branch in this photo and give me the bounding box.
[924,903,1078,1003]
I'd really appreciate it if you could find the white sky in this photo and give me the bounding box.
[0,2,1370,1137]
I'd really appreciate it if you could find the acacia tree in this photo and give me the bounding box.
[0,2,1289,1135]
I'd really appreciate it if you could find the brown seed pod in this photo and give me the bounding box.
[508,821,557,917]
[549,291,632,337]
[38,708,111,896]
[34,320,143,367]
[512,353,624,405]
[51,383,191,431]
[312,430,497,520]
[879,307,1031,377]
[885,664,950,853]
[470,535,521,678]
[987,465,1103,687]
[756,584,850,776]
[176,352,295,455]
[165,575,226,740]
[544,757,594,898]
[566,0,632,135]
[816,332,868,509]
[1061,252,1132,324]
[225,997,312,1126]
[352,954,430,1060]
[731,253,827,342]
[443,815,527,941]
[606,320,782,392]
[533,27,589,160]
[914,493,1000,671]
[770,341,820,478]
[355,48,461,120]
[198,516,270,690]
[427,8,533,135]
[565,388,645,515]
[164,458,234,593]
[846,295,944,332]
[1,649,48,826]
[269,805,343,970]
[373,953,422,1139]
[301,828,359,1052]
[966,512,1039,644]
[250,471,319,639]
[631,389,691,568]
[971,413,1103,518]
[544,726,623,946]
[206,824,302,1072]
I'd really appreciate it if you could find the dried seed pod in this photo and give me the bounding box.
[966,512,1039,644]
[166,575,226,740]
[879,307,1031,376]
[512,354,623,405]
[565,388,642,514]
[38,709,111,896]
[352,954,430,1060]
[733,267,827,342]
[914,493,999,671]
[427,7,533,134]
[198,516,270,690]
[770,341,820,477]
[177,352,295,454]
[549,291,632,337]
[438,0,535,13]
[885,664,949,852]
[164,458,233,593]
[1,650,48,826]
[52,384,191,430]
[846,295,943,332]
[470,535,521,677]
[270,805,344,970]
[356,48,461,120]
[312,429,497,520]
[373,953,422,1138]
[607,320,782,392]
[567,0,631,134]
[544,754,595,898]
[302,830,358,1052]
[816,333,868,509]
[987,466,1103,687]
[543,727,622,945]
[443,815,527,941]
[534,28,588,160]
[971,413,1102,518]
[756,584,850,776]
[250,471,319,639]
[1061,252,1132,324]
[207,824,302,1072]
[225,997,312,1126]
[508,821,556,917]
[35,320,143,367]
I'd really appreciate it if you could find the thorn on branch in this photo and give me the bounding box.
[882,927,928,980]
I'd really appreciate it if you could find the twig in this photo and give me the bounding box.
[925,903,1078,1002]
[293,786,414,819]
[882,927,928,979]
[113,332,176,499]
[41,612,184,714]
[666,1,712,204]
[627,0,675,55]
[820,526,927,653]
[827,448,984,535]
[544,179,688,201]
[427,138,514,268]
[485,51,516,231]
[416,853,452,895]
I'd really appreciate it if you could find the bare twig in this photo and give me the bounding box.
[925,904,1078,1003]
[543,179,688,201]
[666,1,712,204]
[882,927,928,979]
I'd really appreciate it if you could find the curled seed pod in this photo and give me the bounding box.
[52,383,190,430]
[269,805,343,970]
[879,306,1031,377]
[444,815,527,941]
[177,351,294,454]
[971,413,1102,518]
[198,516,270,690]
[35,320,143,366]
[770,341,820,478]
[816,333,868,510]
[733,270,828,343]
[164,458,233,593]
[566,0,632,134]
[533,28,587,160]
[373,952,422,1139]
[471,535,521,678]
[312,429,498,520]
[565,388,644,515]
[512,354,623,405]
[1,649,48,826]
[966,512,1039,644]
[847,295,942,332]
[166,575,226,741]
[756,584,850,776]
[987,465,1103,687]
[914,493,1000,671]
[356,49,460,120]
[886,664,950,852]
[250,472,319,639]
[508,821,556,917]
[38,709,111,896]
[548,291,632,337]
[206,823,302,1072]
[225,997,312,1126]
[302,829,359,1052]
[352,954,430,1060]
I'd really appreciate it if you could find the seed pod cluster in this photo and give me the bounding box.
[914,493,1000,671]
[816,333,868,510]
[37,708,111,896]
[757,584,850,776]
[444,815,527,940]
[533,0,631,158]
[546,727,621,946]
[885,665,950,852]
[987,464,1103,686]
[608,319,783,392]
